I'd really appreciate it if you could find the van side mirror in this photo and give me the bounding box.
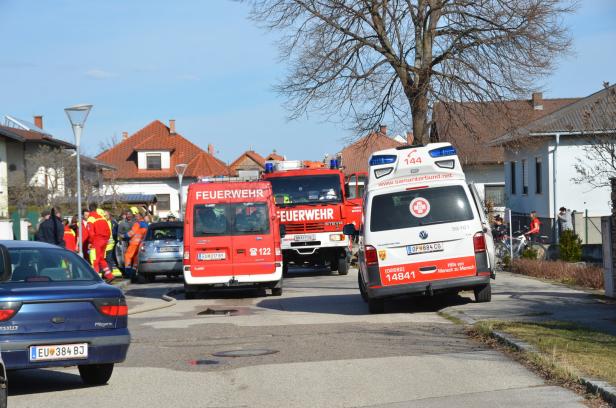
[0,245,11,282]
[342,223,358,236]
[279,224,286,238]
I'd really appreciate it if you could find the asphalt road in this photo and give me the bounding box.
[8,268,586,407]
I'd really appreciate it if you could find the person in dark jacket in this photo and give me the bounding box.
[36,208,65,247]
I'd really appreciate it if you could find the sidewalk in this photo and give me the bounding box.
[444,271,616,336]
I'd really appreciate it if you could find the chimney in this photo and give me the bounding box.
[122,131,128,140]
[532,92,543,110]
[379,124,387,135]
[169,119,176,134]
[208,144,215,156]
[33,115,43,129]
[406,131,414,145]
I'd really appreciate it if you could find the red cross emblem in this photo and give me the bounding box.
[409,198,430,218]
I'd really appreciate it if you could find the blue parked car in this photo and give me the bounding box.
[0,241,130,385]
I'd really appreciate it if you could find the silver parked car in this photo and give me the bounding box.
[135,222,183,283]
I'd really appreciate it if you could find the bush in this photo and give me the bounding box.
[521,247,538,260]
[512,259,604,289]
[559,230,582,262]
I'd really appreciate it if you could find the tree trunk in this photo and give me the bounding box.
[410,89,429,145]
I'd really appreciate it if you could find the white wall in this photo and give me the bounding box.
[463,163,505,206]
[0,139,8,218]
[504,141,551,217]
[555,137,611,217]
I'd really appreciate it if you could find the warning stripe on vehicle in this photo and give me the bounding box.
[379,256,476,286]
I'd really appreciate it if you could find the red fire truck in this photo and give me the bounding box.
[262,160,363,275]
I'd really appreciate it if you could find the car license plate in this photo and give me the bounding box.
[294,234,316,242]
[198,252,226,261]
[406,242,444,255]
[159,247,179,253]
[30,343,88,362]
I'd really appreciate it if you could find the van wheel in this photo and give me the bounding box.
[271,278,283,296]
[358,272,368,303]
[368,298,385,314]
[282,262,289,277]
[78,363,114,385]
[474,284,492,303]
[184,283,197,299]
[338,256,349,276]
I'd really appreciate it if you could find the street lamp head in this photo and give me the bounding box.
[64,104,93,127]
[175,163,188,177]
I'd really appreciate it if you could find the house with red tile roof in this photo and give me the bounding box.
[431,92,580,211]
[97,119,229,218]
[338,125,405,176]
[229,150,266,179]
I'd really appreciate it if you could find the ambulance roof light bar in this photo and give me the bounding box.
[429,145,457,158]
[369,155,397,166]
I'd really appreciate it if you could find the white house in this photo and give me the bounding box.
[491,84,616,243]
[430,94,579,213]
[97,120,229,219]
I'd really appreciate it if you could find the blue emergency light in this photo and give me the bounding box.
[369,155,397,166]
[329,159,339,169]
[265,162,274,173]
[428,145,457,158]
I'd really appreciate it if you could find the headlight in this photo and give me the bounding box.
[329,234,345,241]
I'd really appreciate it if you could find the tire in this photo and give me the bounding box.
[271,278,283,296]
[78,363,114,386]
[338,256,349,276]
[330,256,339,272]
[145,274,156,283]
[474,284,492,303]
[282,262,289,277]
[368,298,385,314]
[358,272,368,303]
[184,283,197,299]
[0,383,6,408]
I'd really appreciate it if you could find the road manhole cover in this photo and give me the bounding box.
[198,308,239,316]
[189,359,221,365]
[212,349,279,358]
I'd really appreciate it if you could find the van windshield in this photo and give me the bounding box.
[268,175,342,206]
[370,185,474,232]
[193,203,270,237]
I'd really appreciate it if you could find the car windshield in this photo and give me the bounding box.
[370,185,474,232]
[6,248,100,283]
[146,226,183,241]
[193,203,270,237]
[269,175,342,205]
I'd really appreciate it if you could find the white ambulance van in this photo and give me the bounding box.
[343,143,495,313]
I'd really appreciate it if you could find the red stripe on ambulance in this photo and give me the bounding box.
[379,256,477,286]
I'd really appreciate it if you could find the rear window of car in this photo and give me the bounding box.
[6,248,100,283]
[370,185,474,232]
[146,226,183,241]
[193,203,270,237]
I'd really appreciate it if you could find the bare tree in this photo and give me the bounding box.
[250,0,575,143]
[98,133,120,154]
[573,83,616,188]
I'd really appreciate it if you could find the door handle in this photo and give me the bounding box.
[237,249,245,254]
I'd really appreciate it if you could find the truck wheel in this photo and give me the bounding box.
[368,298,385,314]
[338,256,349,276]
[271,278,283,296]
[358,272,368,303]
[330,256,339,272]
[474,284,492,303]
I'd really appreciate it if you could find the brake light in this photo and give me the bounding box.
[473,232,486,253]
[0,301,21,321]
[94,298,128,317]
[365,245,378,265]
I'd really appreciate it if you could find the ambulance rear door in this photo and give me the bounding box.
[231,200,277,277]
[190,202,234,278]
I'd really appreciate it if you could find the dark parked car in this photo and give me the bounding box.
[0,241,130,385]
[136,222,183,283]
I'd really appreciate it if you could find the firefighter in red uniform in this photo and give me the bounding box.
[63,219,77,252]
[123,212,149,279]
[86,203,115,282]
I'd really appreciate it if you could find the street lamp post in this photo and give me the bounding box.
[175,163,187,220]
[65,104,93,257]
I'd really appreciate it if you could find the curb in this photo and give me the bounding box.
[128,289,178,316]
[486,323,616,406]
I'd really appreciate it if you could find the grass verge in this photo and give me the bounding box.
[470,320,616,388]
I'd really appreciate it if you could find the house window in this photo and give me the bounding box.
[484,185,505,207]
[156,194,170,211]
[510,162,516,195]
[535,157,542,194]
[146,153,162,170]
[522,159,528,195]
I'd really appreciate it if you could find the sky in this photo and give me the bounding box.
[0,0,615,162]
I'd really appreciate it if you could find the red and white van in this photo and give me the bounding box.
[182,181,284,298]
[344,143,495,313]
